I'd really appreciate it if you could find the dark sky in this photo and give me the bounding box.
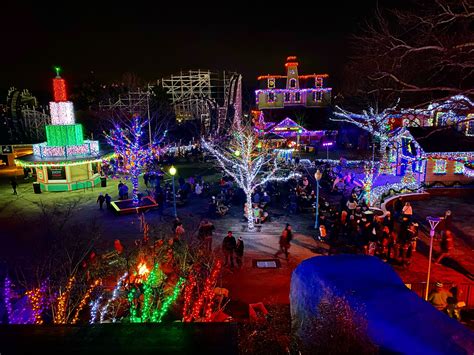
[1,2,389,96]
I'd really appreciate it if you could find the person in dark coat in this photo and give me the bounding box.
[222,231,236,268]
[11,178,18,195]
[105,193,112,209]
[235,236,244,269]
[97,193,105,210]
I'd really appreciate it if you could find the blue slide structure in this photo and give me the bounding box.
[290,255,474,354]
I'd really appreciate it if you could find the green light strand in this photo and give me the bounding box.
[140,263,160,322]
[151,277,185,323]
[127,288,140,323]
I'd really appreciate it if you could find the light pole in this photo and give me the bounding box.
[322,141,333,160]
[425,216,441,300]
[314,169,322,230]
[169,166,177,218]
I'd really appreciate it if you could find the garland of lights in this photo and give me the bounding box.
[71,279,100,324]
[55,276,75,324]
[151,277,185,323]
[4,277,14,324]
[100,272,128,323]
[15,153,115,168]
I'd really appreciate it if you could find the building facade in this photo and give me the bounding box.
[255,56,332,110]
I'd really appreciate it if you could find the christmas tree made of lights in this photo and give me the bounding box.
[32,67,99,159]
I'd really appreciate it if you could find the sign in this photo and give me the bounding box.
[1,145,13,154]
[47,166,66,180]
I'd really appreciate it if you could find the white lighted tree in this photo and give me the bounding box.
[202,125,299,231]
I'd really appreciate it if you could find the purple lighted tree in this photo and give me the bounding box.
[105,115,162,206]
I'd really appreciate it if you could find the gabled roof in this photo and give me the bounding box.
[270,118,307,133]
[407,126,474,153]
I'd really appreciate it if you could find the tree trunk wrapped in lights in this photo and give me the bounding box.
[202,125,299,231]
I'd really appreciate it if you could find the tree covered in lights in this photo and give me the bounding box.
[202,125,298,231]
[105,115,163,206]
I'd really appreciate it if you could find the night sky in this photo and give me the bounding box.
[1,2,393,96]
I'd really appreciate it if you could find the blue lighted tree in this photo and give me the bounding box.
[105,115,162,206]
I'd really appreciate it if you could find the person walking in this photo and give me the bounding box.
[435,229,454,264]
[222,231,236,268]
[11,178,18,195]
[275,224,293,260]
[97,193,105,210]
[104,193,112,209]
[428,282,452,312]
[235,236,244,269]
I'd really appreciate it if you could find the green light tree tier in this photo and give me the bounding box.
[46,124,84,146]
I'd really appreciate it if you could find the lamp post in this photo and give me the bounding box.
[169,166,177,218]
[322,141,333,160]
[425,216,441,300]
[314,169,322,230]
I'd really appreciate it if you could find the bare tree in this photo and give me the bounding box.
[345,0,473,107]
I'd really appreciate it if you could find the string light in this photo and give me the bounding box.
[49,101,75,125]
[55,276,75,324]
[100,272,128,323]
[127,287,140,323]
[104,116,164,206]
[89,295,103,324]
[182,274,197,322]
[53,77,68,102]
[151,277,185,323]
[25,281,48,324]
[71,279,100,324]
[3,277,13,324]
[189,260,222,322]
[15,153,112,168]
[45,124,84,146]
[140,263,162,322]
[202,127,299,231]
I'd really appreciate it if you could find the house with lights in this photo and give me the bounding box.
[393,126,474,185]
[387,95,474,135]
[255,56,332,111]
[15,70,111,191]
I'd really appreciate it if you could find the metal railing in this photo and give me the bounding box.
[406,282,474,307]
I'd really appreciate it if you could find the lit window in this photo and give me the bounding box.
[433,160,446,174]
[268,78,275,89]
[454,161,464,174]
[313,91,323,102]
[290,79,296,88]
[316,77,323,87]
[467,118,474,136]
[285,92,290,102]
[295,92,300,102]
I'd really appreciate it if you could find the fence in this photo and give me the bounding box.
[406,282,474,308]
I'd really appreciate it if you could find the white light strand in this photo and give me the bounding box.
[89,295,103,324]
[99,272,128,323]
